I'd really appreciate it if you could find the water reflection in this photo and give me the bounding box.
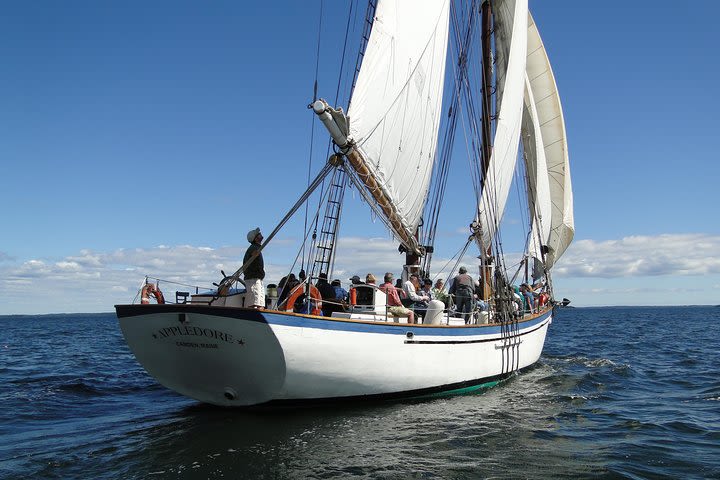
[101,362,605,479]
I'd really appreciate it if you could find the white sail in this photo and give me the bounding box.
[347,0,451,241]
[526,12,574,268]
[522,74,552,263]
[476,0,528,249]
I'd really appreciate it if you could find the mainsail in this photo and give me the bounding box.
[525,12,574,268]
[346,0,451,252]
[476,0,528,249]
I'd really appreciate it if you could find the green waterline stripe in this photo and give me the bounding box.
[415,380,502,399]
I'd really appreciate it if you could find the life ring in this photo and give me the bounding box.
[141,284,165,305]
[284,283,322,316]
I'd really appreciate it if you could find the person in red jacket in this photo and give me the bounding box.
[379,272,415,324]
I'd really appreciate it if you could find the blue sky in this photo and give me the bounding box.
[1,1,719,314]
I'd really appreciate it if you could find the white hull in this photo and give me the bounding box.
[116,304,552,406]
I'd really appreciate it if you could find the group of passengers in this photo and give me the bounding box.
[240,226,544,323]
[512,281,549,315]
[270,266,496,325]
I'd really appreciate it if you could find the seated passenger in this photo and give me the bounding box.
[277,273,299,309]
[379,272,415,324]
[403,274,430,307]
[510,286,523,316]
[331,279,348,302]
[402,273,430,320]
[538,292,549,310]
[316,272,339,316]
[431,279,449,305]
[421,278,434,300]
[394,278,407,299]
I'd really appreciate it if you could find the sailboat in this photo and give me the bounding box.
[116,0,573,407]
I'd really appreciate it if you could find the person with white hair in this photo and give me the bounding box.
[243,227,265,309]
[379,272,415,324]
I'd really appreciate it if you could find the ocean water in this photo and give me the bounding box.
[1,306,718,479]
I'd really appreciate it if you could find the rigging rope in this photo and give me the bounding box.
[335,0,358,106]
[214,162,335,298]
[303,0,326,273]
[421,1,480,275]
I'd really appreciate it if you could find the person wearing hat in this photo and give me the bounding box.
[243,227,265,309]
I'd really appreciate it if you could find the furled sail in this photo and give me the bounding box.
[346,0,451,251]
[525,12,574,268]
[522,74,552,264]
[476,0,528,249]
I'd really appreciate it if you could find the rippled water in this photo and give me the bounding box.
[1,307,719,479]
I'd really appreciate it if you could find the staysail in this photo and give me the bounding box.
[345,0,451,253]
[476,0,528,250]
[522,73,552,264]
[525,12,574,268]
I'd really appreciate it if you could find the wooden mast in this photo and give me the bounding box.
[478,0,494,301]
[480,0,493,180]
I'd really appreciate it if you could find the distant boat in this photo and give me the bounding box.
[116,0,574,407]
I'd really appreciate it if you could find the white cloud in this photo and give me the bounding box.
[553,234,720,278]
[56,261,81,271]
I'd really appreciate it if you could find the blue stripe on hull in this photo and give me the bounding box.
[116,304,552,337]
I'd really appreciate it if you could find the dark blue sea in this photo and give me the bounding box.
[1,307,719,479]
